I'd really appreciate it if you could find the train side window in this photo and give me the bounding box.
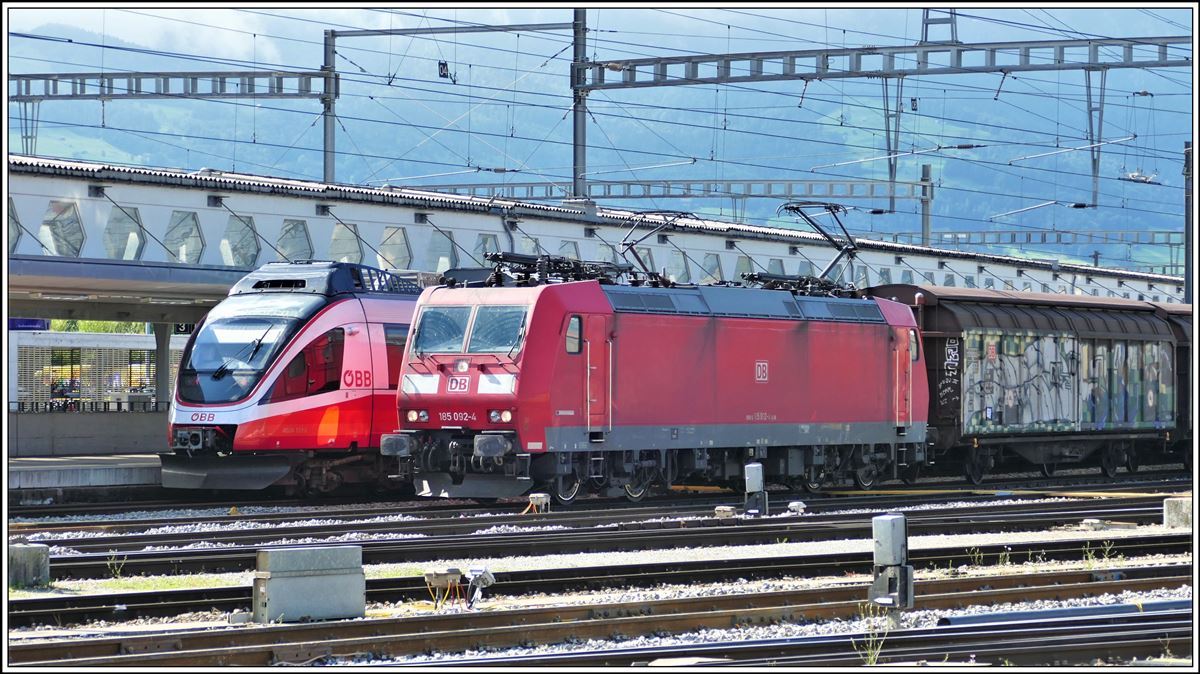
[565,316,582,354]
[384,324,408,389]
[283,353,308,397]
[908,329,919,361]
[307,328,345,395]
[269,329,341,403]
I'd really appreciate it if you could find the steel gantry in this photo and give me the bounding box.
[573,33,1190,210]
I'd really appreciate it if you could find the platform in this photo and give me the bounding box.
[7,453,169,505]
[8,454,162,490]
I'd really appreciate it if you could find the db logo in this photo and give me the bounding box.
[190,412,216,422]
[447,376,470,393]
[342,370,372,388]
[755,361,769,383]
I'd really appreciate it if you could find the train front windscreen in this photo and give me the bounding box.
[178,293,326,404]
[410,304,529,356]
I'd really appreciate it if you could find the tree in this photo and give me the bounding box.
[50,320,148,334]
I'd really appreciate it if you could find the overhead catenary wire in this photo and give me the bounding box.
[18,117,1189,269]
[9,32,1185,167]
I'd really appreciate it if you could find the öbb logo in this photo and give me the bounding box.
[190,412,216,422]
[342,370,372,388]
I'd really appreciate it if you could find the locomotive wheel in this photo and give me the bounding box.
[1040,463,1057,478]
[623,479,650,502]
[1125,450,1140,473]
[1100,447,1120,478]
[964,449,988,485]
[551,470,582,506]
[900,463,921,486]
[797,472,825,493]
[853,466,877,490]
[622,466,654,502]
[852,447,879,490]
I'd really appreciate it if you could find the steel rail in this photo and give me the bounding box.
[9,569,1190,666]
[42,499,1167,578]
[9,469,1189,520]
[29,494,1169,554]
[12,476,1189,537]
[435,612,1193,667]
[10,535,1190,628]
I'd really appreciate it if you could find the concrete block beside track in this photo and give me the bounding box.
[1162,497,1192,529]
[9,544,50,588]
[252,546,365,623]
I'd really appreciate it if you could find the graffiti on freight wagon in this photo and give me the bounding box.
[960,329,1175,435]
[962,330,1078,434]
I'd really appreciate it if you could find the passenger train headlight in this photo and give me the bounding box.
[489,410,501,423]
[418,410,429,422]
[500,410,512,423]
[406,410,419,423]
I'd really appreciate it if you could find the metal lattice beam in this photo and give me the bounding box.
[870,229,1185,246]
[408,177,926,202]
[10,70,327,101]
[576,36,1191,91]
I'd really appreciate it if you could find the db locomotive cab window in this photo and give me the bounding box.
[909,329,920,361]
[565,315,582,354]
[411,304,529,356]
[468,306,527,354]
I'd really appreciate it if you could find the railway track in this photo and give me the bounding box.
[9,468,1189,521]
[39,496,1172,578]
[12,475,1189,539]
[436,607,1193,667]
[10,534,1191,628]
[24,492,1173,551]
[9,561,1191,666]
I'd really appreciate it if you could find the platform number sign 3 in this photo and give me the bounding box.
[755,360,769,383]
[447,375,470,393]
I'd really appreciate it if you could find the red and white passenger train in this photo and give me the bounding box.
[161,252,1191,501]
[161,261,421,494]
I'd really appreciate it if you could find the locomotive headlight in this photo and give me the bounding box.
[455,359,470,373]
[406,410,419,423]
[500,410,513,423]
[489,409,501,423]
[418,410,429,422]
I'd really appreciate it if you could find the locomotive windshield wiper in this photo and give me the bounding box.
[411,322,424,357]
[506,315,527,359]
[211,358,233,380]
[245,325,273,363]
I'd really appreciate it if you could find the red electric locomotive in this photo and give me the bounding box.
[161,261,422,494]
[381,254,930,503]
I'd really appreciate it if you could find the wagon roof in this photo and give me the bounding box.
[866,283,1160,311]
[866,284,1176,340]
